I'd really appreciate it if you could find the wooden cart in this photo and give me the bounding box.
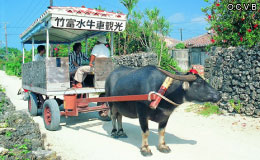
[20,6,162,131]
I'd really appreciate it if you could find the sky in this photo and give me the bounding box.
[0,0,209,50]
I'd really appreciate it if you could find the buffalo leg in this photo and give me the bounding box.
[139,117,152,156]
[116,114,128,138]
[158,121,171,153]
[110,106,118,138]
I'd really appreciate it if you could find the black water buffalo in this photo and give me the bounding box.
[105,65,221,156]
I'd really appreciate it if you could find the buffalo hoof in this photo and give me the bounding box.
[158,144,171,153]
[140,146,152,156]
[111,129,118,138]
[117,129,128,138]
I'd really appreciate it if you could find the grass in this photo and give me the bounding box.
[0,97,5,113]
[0,139,31,160]
[0,85,6,113]
[229,99,242,113]
[5,131,12,137]
[0,85,5,93]
[186,102,221,116]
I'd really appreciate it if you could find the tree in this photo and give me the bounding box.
[120,0,139,54]
[157,16,171,67]
[202,0,260,48]
[120,0,139,16]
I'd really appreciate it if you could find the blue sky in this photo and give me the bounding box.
[0,0,209,50]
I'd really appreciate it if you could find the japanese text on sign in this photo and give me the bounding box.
[52,16,126,32]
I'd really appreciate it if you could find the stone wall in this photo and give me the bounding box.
[0,91,59,159]
[112,52,158,68]
[204,46,260,116]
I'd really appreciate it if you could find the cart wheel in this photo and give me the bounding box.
[97,93,111,121]
[43,99,60,131]
[28,92,38,116]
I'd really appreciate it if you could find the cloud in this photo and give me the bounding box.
[168,13,185,23]
[190,16,207,25]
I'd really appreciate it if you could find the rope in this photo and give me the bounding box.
[148,91,180,106]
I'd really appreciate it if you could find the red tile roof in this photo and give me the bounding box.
[184,33,212,47]
[164,33,213,49]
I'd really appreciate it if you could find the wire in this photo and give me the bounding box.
[15,0,36,28]
[21,0,48,29]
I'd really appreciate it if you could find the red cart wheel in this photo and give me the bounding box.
[28,92,38,116]
[43,99,60,131]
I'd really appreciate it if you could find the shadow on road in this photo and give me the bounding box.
[102,122,197,148]
[61,111,197,149]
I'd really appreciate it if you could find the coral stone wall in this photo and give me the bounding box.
[112,52,158,68]
[204,46,260,116]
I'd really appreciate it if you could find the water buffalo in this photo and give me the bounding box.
[105,65,221,156]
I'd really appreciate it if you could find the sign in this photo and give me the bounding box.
[51,15,126,32]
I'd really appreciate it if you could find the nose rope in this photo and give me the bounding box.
[148,91,180,106]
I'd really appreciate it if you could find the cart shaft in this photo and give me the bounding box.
[77,94,157,105]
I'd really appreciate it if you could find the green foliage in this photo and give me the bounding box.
[202,0,260,48]
[0,47,32,77]
[175,43,186,49]
[5,131,12,137]
[199,102,221,116]
[229,99,242,113]
[115,2,180,71]
[0,85,5,93]
[0,97,6,113]
[52,38,97,58]
[199,103,221,116]
[120,0,139,16]
[1,139,32,159]
[186,102,221,116]
[0,155,7,160]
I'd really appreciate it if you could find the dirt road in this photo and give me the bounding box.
[1,70,260,160]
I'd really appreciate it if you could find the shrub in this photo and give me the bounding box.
[229,99,242,113]
[186,102,221,116]
[175,43,186,49]
[199,102,221,116]
[202,0,260,48]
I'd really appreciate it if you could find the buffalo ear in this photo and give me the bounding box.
[182,81,190,90]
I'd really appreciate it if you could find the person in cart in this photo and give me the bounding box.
[33,45,46,61]
[72,35,110,88]
[69,42,89,75]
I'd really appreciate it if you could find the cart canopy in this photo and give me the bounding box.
[20,6,127,44]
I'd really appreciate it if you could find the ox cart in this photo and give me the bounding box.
[20,6,167,131]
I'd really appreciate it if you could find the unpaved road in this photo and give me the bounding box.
[1,70,260,160]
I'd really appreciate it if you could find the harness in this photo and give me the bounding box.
[149,68,198,109]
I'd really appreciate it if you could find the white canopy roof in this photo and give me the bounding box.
[20,6,127,44]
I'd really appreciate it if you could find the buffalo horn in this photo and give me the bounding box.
[158,68,197,81]
[168,65,180,72]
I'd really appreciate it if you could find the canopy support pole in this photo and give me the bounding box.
[85,37,88,55]
[32,37,35,61]
[22,43,25,63]
[110,32,114,57]
[46,28,49,58]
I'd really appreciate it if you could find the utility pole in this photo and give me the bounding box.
[180,28,183,41]
[4,23,8,55]
[50,0,53,6]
